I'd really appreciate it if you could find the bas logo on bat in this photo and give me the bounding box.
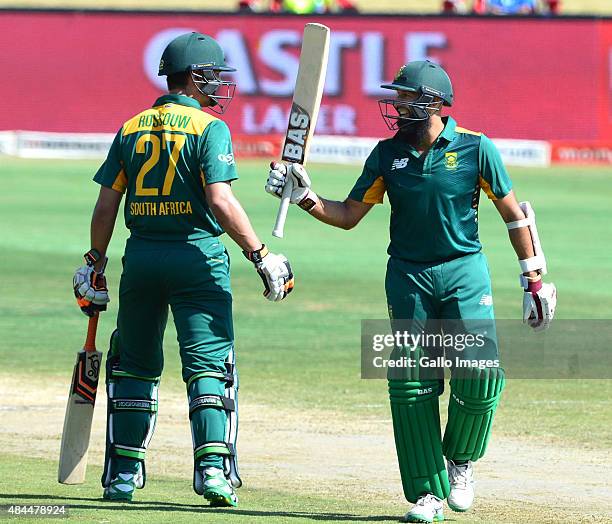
[282,103,311,164]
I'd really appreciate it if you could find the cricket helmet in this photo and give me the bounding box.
[158,32,235,76]
[158,32,236,115]
[381,61,453,106]
[378,61,453,130]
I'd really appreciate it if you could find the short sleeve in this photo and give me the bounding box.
[93,130,127,193]
[478,134,512,200]
[200,120,238,185]
[348,146,386,204]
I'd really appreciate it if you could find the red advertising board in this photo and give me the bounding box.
[598,20,612,141]
[0,11,610,141]
[551,141,612,164]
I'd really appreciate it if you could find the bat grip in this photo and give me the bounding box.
[84,314,99,352]
[272,176,294,238]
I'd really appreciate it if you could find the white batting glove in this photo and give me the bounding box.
[522,278,557,331]
[73,267,109,316]
[243,245,294,302]
[265,162,317,209]
[73,249,110,317]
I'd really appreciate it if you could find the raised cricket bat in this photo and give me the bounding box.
[58,314,102,484]
[272,23,330,238]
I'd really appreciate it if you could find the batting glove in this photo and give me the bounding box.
[244,245,294,302]
[73,249,110,317]
[266,162,317,210]
[522,278,557,332]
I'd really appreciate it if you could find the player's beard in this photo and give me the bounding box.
[398,117,431,147]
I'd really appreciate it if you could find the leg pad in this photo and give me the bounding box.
[189,348,241,494]
[101,334,160,488]
[442,366,505,462]
[389,379,450,503]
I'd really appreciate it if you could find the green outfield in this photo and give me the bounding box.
[1,158,611,523]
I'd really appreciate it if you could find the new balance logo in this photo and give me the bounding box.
[479,294,493,306]
[391,158,409,170]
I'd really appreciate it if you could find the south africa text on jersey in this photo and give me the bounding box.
[130,201,193,216]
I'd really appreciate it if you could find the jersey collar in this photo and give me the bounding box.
[438,116,457,142]
[153,94,202,110]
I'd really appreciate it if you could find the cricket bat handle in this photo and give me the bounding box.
[272,176,294,238]
[84,313,99,352]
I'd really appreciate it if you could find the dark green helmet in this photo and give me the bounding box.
[381,60,453,107]
[158,32,236,115]
[158,32,235,77]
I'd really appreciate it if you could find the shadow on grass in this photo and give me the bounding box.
[0,493,403,521]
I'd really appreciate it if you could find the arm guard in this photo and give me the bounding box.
[506,201,547,287]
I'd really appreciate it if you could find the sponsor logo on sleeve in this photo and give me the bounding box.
[217,153,235,165]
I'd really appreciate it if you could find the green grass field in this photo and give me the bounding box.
[1,158,611,523]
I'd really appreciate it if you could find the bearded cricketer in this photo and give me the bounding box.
[72,32,294,507]
[265,61,556,522]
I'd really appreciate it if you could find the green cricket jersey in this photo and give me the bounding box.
[94,94,238,241]
[349,116,512,263]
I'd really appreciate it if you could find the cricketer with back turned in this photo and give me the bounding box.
[266,61,557,522]
[72,32,295,507]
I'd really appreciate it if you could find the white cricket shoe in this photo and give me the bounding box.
[447,459,475,512]
[403,494,444,523]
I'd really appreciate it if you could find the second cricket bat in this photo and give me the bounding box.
[272,22,330,238]
[58,314,102,484]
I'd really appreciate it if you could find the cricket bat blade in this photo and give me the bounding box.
[58,315,101,484]
[272,23,330,238]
